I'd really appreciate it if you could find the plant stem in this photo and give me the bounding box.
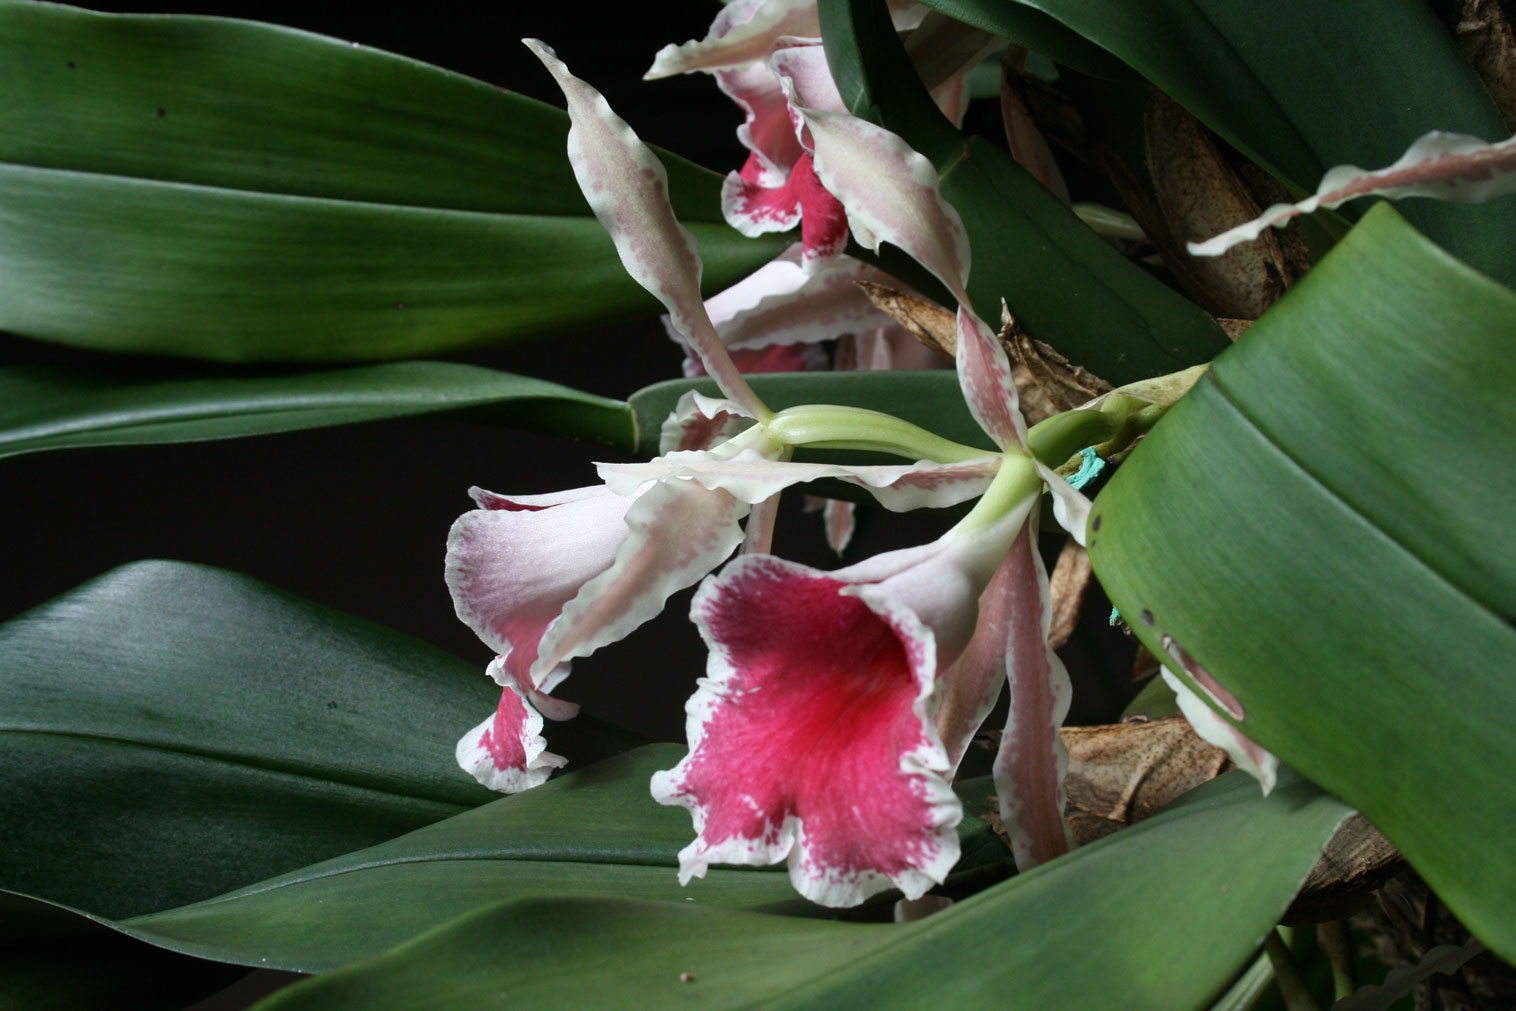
[1264,927,1322,1011]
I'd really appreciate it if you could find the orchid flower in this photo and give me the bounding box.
[651,73,1099,906]
[448,41,1002,795]
[646,0,989,269]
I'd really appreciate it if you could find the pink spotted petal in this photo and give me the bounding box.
[722,158,803,238]
[445,484,633,686]
[658,391,754,454]
[531,477,748,681]
[934,549,1016,770]
[991,522,1074,870]
[957,304,1027,449]
[526,40,766,418]
[653,553,961,907]
[1161,667,1279,795]
[456,668,567,794]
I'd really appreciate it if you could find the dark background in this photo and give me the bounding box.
[0,4,969,745]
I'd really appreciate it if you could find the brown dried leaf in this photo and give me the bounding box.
[1144,91,1292,319]
[1048,538,1093,650]
[854,280,956,357]
[1458,0,1516,132]
[1284,814,1404,924]
[999,302,1113,422]
[1214,317,1254,342]
[1061,715,1230,828]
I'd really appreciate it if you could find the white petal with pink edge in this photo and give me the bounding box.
[456,675,567,794]
[645,0,820,79]
[1188,130,1516,257]
[1038,461,1094,546]
[530,477,749,681]
[445,483,634,678]
[653,552,961,907]
[526,40,766,418]
[991,521,1074,870]
[1161,667,1279,795]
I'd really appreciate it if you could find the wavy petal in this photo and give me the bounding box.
[1188,129,1516,257]
[532,477,748,680]
[455,665,567,794]
[445,484,632,685]
[526,40,766,417]
[990,521,1073,870]
[653,553,961,907]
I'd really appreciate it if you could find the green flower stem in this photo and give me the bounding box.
[956,451,1039,535]
[1026,409,1119,469]
[766,404,991,463]
[1263,928,1322,1011]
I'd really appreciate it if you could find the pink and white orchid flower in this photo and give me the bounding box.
[449,41,1001,795]
[646,0,987,270]
[650,81,1096,905]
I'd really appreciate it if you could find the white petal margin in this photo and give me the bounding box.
[597,452,1001,511]
[529,477,748,682]
[525,40,768,420]
[455,672,567,794]
[1037,461,1094,547]
[645,0,819,79]
[1160,666,1279,795]
[991,520,1074,870]
[693,246,902,351]
[1188,130,1516,257]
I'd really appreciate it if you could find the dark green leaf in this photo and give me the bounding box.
[911,0,1137,80]
[4,749,1008,975]
[1089,204,1516,961]
[0,4,785,361]
[0,561,639,919]
[0,361,633,460]
[921,0,1516,285]
[252,771,1350,1010]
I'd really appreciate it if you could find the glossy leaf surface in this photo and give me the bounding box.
[1089,205,1516,960]
[0,561,638,919]
[254,771,1350,1010]
[0,361,632,459]
[0,4,784,361]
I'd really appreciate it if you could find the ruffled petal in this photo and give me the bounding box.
[445,484,633,684]
[646,0,820,78]
[653,553,961,907]
[526,40,766,417]
[455,663,567,794]
[532,477,749,680]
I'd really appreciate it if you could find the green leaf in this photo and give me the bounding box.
[1088,204,1516,961]
[252,771,1350,1010]
[817,0,1229,385]
[0,361,634,460]
[3,750,1009,976]
[0,561,640,920]
[0,4,785,361]
[921,0,1516,286]
[911,0,1137,81]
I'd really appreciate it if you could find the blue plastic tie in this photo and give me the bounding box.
[1109,606,1121,627]
[1066,446,1106,491]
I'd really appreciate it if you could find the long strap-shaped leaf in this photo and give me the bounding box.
[252,771,1350,1011]
[1090,204,1516,961]
[0,5,784,361]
